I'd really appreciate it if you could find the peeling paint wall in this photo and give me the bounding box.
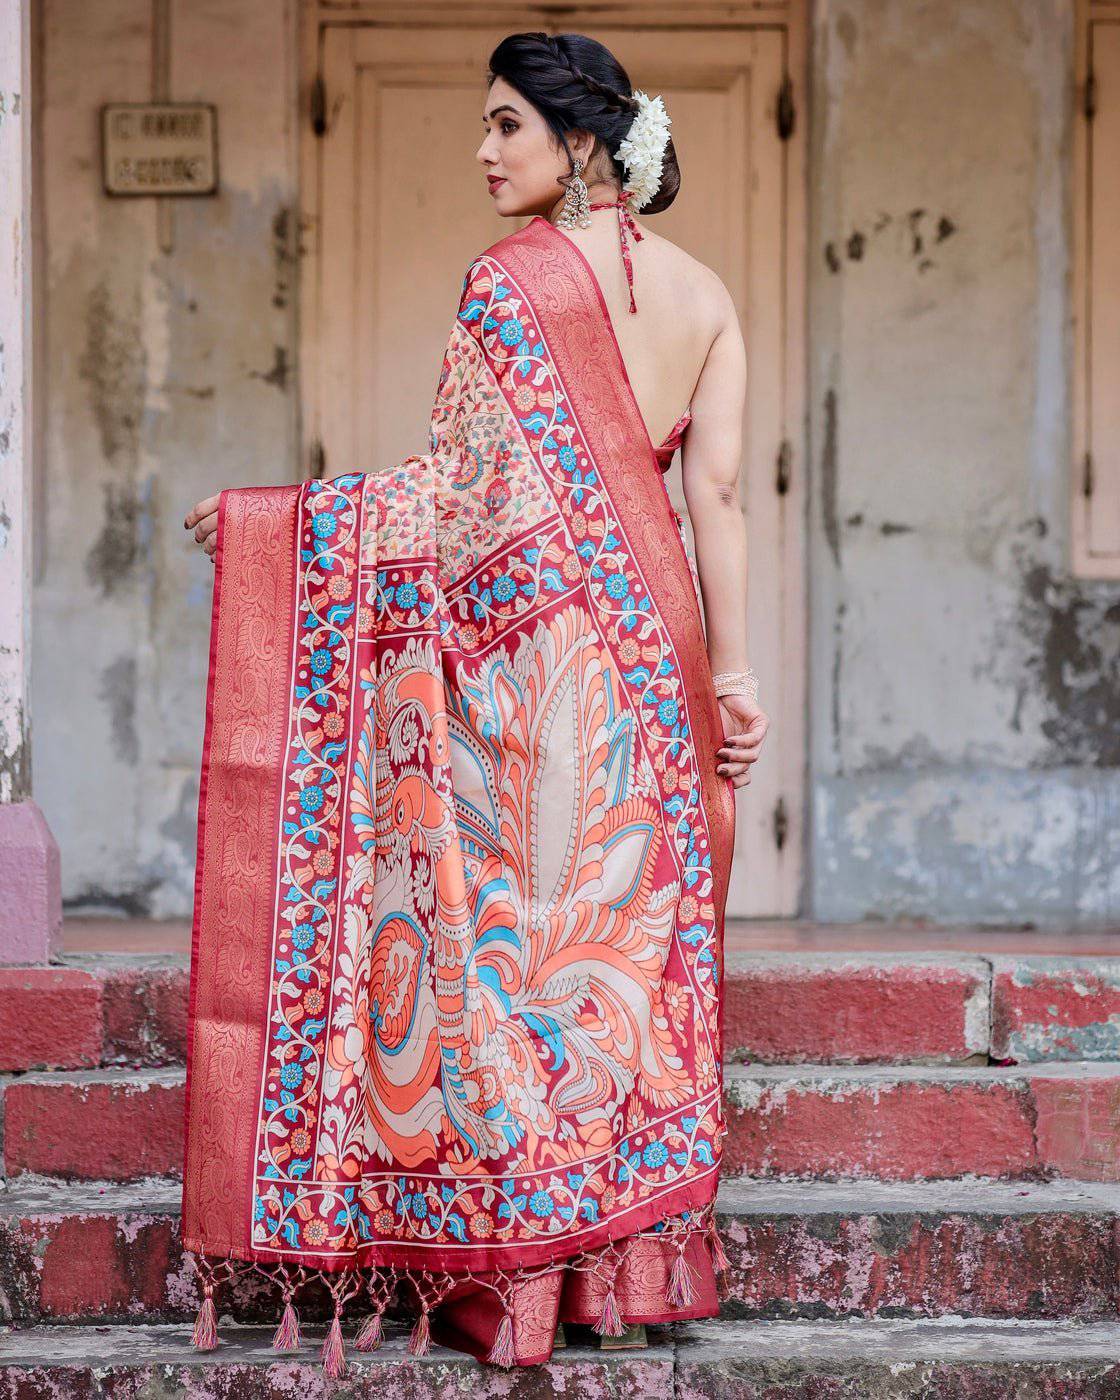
[808,0,1120,924]
[33,1,1119,925]
[32,0,297,914]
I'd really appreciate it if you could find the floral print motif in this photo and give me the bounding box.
[249,252,725,1264]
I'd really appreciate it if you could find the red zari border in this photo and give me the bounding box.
[182,485,302,1257]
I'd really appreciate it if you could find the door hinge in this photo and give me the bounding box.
[777,74,795,141]
[310,438,326,480]
[311,73,327,137]
[776,438,792,495]
[1083,450,1094,498]
[772,795,789,851]
[1085,67,1097,122]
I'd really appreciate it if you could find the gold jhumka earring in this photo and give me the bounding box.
[556,156,592,229]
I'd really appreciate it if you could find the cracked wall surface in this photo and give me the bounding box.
[29,0,1120,923]
[32,0,298,915]
[807,0,1120,924]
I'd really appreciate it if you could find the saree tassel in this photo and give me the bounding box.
[191,1285,218,1351]
[593,1287,625,1338]
[487,1309,516,1368]
[667,1248,696,1309]
[354,1309,384,1353]
[707,1217,732,1297]
[320,1313,346,1379]
[408,1308,432,1357]
[272,1299,302,1353]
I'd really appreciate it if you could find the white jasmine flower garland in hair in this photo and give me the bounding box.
[615,91,671,211]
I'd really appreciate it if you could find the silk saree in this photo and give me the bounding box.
[182,214,737,1371]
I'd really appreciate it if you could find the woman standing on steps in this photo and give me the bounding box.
[181,29,767,1372]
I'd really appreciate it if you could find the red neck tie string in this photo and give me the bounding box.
[588,190,644,314]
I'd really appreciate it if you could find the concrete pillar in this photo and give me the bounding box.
[0,0,60,964]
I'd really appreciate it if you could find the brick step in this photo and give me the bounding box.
[0,1320,1118,1394]
[4,953,1120,1073]
[0,957,187,1072]
[723,1062,1120,1182]
[3,1175,1118,1327]
[6,1062,1120,1184]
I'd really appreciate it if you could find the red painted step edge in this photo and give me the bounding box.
[0,968,102,1072]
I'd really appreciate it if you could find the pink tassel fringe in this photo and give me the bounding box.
[408,1309,432,1356]
[320,1314,346,1379]
[192,1291,218,1351]
[354,1310,384,1352]
[709,1221,730,1277]
[487,1311,516,1368]
[594,1287,625,1337]
[667,1249,696,1309]
[272,1299,302,1352]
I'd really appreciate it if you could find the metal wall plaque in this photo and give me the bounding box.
[101,103,218,196]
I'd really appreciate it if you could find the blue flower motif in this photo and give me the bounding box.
[499,317,525,346]
[253,1195,266,1221]
[291,922,316,950]
[492,574,516,602]
[558,444,578,471]
[280,1062,304,1090]
[412,1195,428,1219]
[310,648,333,676]
[300,785,324,813]
[528,1189,554,1218]
[396,582,418,607]
[312,512,337,539]
[605,571,629,600]
[657,697,679,727]
[642,1141,669,1169]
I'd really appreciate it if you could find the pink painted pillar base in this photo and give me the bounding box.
[0,801,62,965]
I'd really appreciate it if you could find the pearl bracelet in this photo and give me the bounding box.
[711,667,759,703]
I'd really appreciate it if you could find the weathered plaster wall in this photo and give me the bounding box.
[808,0,1120,924]
[33,0,297,914]
[34,0,1118,924]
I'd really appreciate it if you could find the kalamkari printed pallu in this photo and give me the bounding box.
[182,214,737,1371]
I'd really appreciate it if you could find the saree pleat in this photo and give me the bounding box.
[182,216,736,1368]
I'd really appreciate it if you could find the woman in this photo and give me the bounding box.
[181,30,767,1373]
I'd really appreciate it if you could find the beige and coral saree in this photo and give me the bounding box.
[182,214,736,1370]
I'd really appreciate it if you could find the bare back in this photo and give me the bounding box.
[551,213,741,455]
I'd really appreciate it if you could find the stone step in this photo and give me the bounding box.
[6,1062,1120,1184]
[3,953,1120,1074]
[3,1175,1118,1327]
[0,1319,1118,1394]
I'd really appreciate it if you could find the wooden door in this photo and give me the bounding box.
[302,9,805,917]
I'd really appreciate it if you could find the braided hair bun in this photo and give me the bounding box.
[486,32,680,215]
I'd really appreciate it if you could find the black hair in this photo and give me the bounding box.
[486,31,680,215]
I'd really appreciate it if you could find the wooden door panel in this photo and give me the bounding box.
[308,16,803,915]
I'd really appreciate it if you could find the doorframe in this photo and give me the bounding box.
[296,0,809,917]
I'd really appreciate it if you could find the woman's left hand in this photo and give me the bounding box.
[184,494,222,561]
[716,696,769,788]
